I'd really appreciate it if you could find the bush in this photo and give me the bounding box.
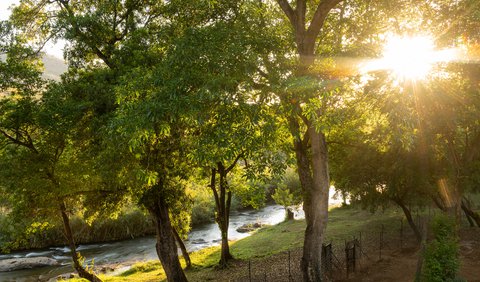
[188,181,216,225]
[422,214,460,282]
[271,168,302,220]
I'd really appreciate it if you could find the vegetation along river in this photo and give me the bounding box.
[0,189,342,281]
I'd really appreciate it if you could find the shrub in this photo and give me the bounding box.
[188,181,215,225]
[272,168,302,220]
[422,214,459,282]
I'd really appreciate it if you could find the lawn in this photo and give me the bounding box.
[67,205,406,282]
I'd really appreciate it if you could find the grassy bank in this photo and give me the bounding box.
[69,206,405,282]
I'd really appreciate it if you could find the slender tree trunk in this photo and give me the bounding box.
[463,207,475,227]
[393,198,422,242]
[431,194,447,212]
[219,216,232,267]
[59,202,102,282]
[172,227,192,268]
[286,208,295,221]
[218,164,233,267]
[209,165,234,268]
[461,198,480,227]
[149,197,188,282]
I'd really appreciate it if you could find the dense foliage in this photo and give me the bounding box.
[0,0,479,281]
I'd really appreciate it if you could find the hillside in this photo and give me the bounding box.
[41,53,67,80]
[0,53,66,81]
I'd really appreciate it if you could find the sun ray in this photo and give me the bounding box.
[362,35,460,81]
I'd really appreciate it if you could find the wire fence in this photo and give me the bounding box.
[234,213,436,282]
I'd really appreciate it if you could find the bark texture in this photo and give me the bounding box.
[286,208,295,221]
[173,227,192,268]
[393,198,422,242]
[149,197,188,282]
[461,198,480,227]
[275,1,342,281]
[210,159,239,267]
[59,202,102,282]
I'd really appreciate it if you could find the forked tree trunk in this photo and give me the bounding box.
[173,227,192,268]
[149,197,188,282]
[210,163,234,268]
[59,202,102,282]
[393,198,422,242]
[275,1,343,281]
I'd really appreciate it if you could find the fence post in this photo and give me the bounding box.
[288,250,292,281]
[379,224,384,260]
[345,240,349,278]
[400,218,403,250]
[249,260,252,282]
[359,232,362,259]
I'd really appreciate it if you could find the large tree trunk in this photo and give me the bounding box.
[172,227,191,269]
[149,197,188,282]
[393,198,422,242]
[275,1,342,281]
[302,126,330,282]
[59,202,102,282]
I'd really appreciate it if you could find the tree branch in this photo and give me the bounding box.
[0,129,38,154]
[296,0,306,32]
[226,152,244,174]
[56,0,115,69]
[275,0,296,27]
[306,0,343,40]
[209,168,221,211]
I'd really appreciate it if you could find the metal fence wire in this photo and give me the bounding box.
[235,217,427,282]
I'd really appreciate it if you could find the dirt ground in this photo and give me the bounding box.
[340,228,480,282]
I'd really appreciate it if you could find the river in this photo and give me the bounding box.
[0,189,343,282]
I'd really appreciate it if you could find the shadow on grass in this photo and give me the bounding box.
[105,205,407,281]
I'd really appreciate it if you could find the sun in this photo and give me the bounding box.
[382,36,436,80]
[363,35,458,80]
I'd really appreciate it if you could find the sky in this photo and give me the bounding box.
[1,0,64,59]
[0,0,17,21]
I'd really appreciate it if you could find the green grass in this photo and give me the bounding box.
[67,205,405,282]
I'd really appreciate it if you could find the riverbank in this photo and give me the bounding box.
[67,205,480,282]
[68,205,410,281]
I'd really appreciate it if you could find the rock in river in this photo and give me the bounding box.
[236,222,265,233]
[0,257,59,272]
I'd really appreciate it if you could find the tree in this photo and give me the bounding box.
[9,2,241,280]
[0,25,103,281]
[420,65,480,224]
[270,1,343,279]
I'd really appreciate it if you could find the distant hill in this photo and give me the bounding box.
[0,53,67,81]
[42,54,67,80]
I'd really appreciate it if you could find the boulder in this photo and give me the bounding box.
[0,257,59,272]
[236,222,264,233]
[190,238,206,244]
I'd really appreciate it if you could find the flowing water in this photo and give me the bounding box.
[0,189,343,281]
